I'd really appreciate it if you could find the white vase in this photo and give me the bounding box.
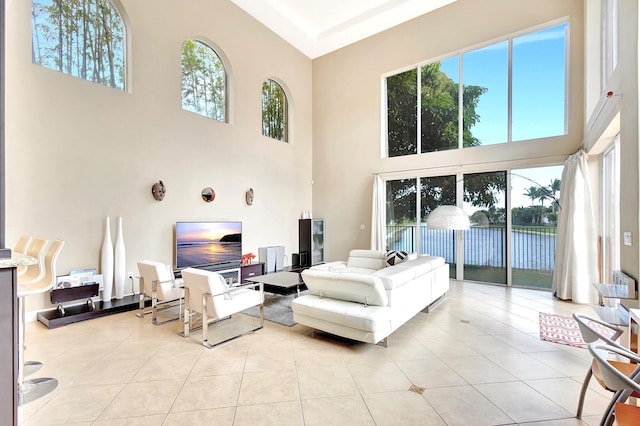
[101,217,114,302]
[114,216,126,299]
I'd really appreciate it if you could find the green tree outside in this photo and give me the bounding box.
[32,0,125,90]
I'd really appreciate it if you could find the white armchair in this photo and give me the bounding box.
[181,267,264,348]
[136,260,183,325]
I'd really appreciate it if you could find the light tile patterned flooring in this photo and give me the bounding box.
[19,281,614,425]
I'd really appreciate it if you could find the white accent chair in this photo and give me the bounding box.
[17,237,48,280]
[17,239,64,405]
[181,267,264,348]
[136,260,183,325]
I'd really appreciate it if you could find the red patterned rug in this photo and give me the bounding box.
[538,312,615,349]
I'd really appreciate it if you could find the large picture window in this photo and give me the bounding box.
[31,0,126,90]
[181,40,227,122]
[386,22,568,157]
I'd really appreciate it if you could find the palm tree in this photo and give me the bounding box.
[523,186,540,206]
[537,189,550,208]
[523,186,541,223]
[549,179,561,213]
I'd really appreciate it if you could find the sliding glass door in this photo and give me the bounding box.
[420,176,457,278]
[385,166,561,288]
[386,179,417,253]
[463,171,507,284]
[510,166,562,289]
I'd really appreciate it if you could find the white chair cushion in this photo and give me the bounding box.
[182,268,263,319]
[137,260,182,301]
[216,288,262,318]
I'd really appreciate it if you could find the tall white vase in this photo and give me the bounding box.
[101,216,114,302]
[114,216,126,299]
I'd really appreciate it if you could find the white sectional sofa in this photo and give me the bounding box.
[291,249,449,346]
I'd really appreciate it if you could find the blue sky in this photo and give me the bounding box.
[439,23,567,210]
[439,22,568,146]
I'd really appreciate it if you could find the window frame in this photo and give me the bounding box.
[383,20,569,158]
[602,0,619,89]
[31,0,128,91]
[600,136,620,283]
[180,39,228,122]
[261,78,289,143]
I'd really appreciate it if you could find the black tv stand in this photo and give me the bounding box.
[37,263,264,328]
[38,295,151,329]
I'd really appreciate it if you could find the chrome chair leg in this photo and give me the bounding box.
[23,361,42,377]
[17,296,57,405]
[576,367,592,418]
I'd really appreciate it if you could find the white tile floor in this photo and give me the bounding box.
[18,281,614,425]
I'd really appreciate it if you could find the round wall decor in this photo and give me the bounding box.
[201,187,215,202]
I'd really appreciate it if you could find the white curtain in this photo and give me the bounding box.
[371,175,386,250]
[552,150,599,304]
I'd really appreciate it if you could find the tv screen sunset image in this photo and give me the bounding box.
[175,222,242,268]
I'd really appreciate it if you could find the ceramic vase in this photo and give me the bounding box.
[114,216,126,299]
[101,216,114,302]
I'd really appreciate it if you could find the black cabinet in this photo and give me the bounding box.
[241,263,264,282]
[299,219,325,267]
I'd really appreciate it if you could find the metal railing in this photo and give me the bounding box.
[386,224,556,272]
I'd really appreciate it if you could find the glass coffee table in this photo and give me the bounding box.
[245,271,307,297]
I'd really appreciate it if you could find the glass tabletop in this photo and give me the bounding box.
[245,271,303,289]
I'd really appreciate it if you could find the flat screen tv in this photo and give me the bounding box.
[175,221,242,269]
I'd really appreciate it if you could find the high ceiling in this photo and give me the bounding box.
[229,0,457,59]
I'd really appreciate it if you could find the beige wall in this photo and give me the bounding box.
[312,0,585,262]
[617,0,640,293]
[583,0,640,296]
[6,0,639,315]
[6,0,313,314]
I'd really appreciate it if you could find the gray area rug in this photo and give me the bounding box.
[242,292,305,327]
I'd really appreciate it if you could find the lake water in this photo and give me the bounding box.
[389,227,556,271]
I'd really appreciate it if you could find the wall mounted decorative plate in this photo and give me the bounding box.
[201,187,215,202]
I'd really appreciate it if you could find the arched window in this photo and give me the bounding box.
[181,40,226,122]
[31,0,126,90]
[262,79,288,142]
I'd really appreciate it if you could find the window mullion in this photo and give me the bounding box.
[416,177,422,254]
[508,38,513,143]
[458,55,463,149]
[456,174,464,280]
[417,67,422,155]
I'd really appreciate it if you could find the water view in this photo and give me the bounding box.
[388,225,556,288]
